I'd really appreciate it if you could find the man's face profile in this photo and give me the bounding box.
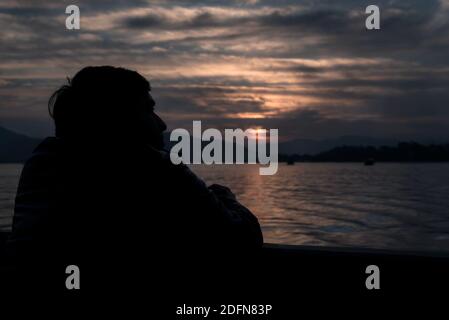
[135,91,167,149]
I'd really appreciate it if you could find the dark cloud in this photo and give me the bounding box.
[124,13,167,29]
[0,0,448,141]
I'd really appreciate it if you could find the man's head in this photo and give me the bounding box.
[49,66,167,149]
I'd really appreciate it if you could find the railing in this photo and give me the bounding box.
[2,230,448,260]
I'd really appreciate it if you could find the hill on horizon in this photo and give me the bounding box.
[277,135,400,155]
[1,126,449,163]
[0,126,41,163]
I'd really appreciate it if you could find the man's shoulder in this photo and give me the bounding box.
[20,137,64,171]
[140,146,209,190]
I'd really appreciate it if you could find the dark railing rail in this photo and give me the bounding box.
[1,230,449,261]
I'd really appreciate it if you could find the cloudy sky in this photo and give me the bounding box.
[0,0,448,141]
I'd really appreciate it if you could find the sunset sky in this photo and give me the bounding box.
[0,0,448,141]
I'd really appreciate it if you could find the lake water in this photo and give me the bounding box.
[1,163,449,253]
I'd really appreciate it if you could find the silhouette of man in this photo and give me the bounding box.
[7,66,263,273]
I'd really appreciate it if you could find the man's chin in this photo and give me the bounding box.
[149,136,165,150]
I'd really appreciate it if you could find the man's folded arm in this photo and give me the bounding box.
[173,164,264,248]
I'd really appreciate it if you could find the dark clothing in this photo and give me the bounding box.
[7,137,263,266]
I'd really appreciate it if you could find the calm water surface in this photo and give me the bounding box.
[1,163,449,252]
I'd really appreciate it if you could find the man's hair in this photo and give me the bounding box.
[48,66,151,138]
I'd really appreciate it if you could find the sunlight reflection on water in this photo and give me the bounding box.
[191,163,449,252]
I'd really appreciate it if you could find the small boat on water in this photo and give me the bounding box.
[364,158,375,166]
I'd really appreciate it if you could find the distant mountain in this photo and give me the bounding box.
[278,136,398,155]
[163,132,402,160]
[0,126,41,163]
[164,132,401,156]
[2,127,446,163]
[284,143,449,162]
